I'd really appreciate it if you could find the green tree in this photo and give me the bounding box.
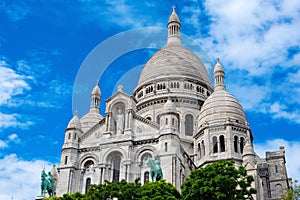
[281,180,300,200]
[181,160,256,200]
[140,180,181,200]
[86,179,142,200]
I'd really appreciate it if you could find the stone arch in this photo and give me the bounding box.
[107,98,128,112]
[135,145,158,162]
[102,147,127,163]
[79,153,99,169]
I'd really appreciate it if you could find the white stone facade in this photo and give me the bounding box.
[56,8,290,200]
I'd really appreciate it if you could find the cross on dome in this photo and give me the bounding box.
[172,5,176,12]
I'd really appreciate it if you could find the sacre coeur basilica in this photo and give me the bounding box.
[50,7,291,200]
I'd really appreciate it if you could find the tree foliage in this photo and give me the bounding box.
[281,180,300,200]
[140,180,181,200]
[46,179,180,200]
[181,160,256,200]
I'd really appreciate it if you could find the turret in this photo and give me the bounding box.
[213,58,225,91]
[159,97,179,134]
[167,6,181,45]
[90,80,101,113]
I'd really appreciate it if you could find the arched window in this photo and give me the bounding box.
[84,160,94,172]
[112,156,121,183]
[144,171,149,184]
[85,178,91,193]
[185,114,194,136]
[240,137,245,154]
[202,140,205,156]
[234,136,238,153]
[220,135,225,152]
[213,136,218,153]
[146,117,151,121]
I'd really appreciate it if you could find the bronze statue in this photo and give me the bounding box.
[40,169,56,197]
[146,156,163,182]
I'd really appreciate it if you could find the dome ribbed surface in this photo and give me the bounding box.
[137,45,211,85]
[91,84,101,96]
[67,114,81,129]
[199,90,247,126]
[80,112,103,132]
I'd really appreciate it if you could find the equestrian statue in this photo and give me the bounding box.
[146,156,163,182]
[41,169,56,197]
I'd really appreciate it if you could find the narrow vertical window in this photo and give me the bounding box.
[172,118,175,125]
[220,135,225,152]
[165,118,168,125]
[202,140,205,156]
[213,136,218,153]
[185,114,193,136]
[64,156,68,165]
[85,178,91,193]
[144,171,149,184]
[240,137,245,154]
[68,133,71,139]
[275,165,278,173]
[234,136,238,153]
[112,156,121,183]
[165,142,168,152]
[74,132,76,140]
[198,143,201,159]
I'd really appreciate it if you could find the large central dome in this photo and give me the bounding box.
[133,7,213,114]
[138,44,211,86]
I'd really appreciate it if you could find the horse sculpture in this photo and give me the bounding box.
[146,156,163,182]
[41,169,55,197]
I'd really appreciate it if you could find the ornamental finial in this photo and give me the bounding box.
[172,5,176,12]
[217,58,220,63]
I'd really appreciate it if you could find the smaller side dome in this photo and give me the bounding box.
[67,111,81,129]
[162,98,177,113]
[198,59,248,129]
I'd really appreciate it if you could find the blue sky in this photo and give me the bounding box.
[1,0,300,199]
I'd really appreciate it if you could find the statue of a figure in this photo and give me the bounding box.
[146,156,163,182]
[40,169,56,197]
[41,169,48,196]
[114,108,124,134]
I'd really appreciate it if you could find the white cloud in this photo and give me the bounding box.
[0,56,71,131]
[255,139,300,181]
[0,140,8,148]
[0,61,31,105]
[0,154,53,200]
[0,133,21,149]
[180,0,300,124]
